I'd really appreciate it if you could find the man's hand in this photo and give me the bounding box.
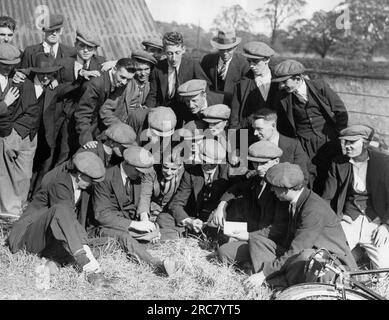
[101,60,118,72]
[12,71,26,84]
[225,231,249,242]
[182,218,203,233]
[130,221,156,233]
[372,224,389,247]
[80,69,101,80]
[139,212,150,222]
[208,201,227,228]
[3,87,20,106]
[49,79,59,90]
[83,141,99,149]
[244,271,266,290]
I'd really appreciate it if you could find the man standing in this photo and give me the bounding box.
[246,163,357,288]
[93,145,175,275]
[144,32,210,122]
[230,42,278,130]
[322,125,389,270]
[201,28,250,106]
[272,59,348,194]
[74,58,136,146]
[7,151,112,288]
[0,16,16,44]
[20,14,76,68]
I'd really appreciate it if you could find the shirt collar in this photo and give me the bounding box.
[254,67,272,82]
[269,131,280,146]
[290,188,304,210]
[168,62,181,73]
[295,80,307,98]
[76,55,90,68]
[349,156,369,168]
[34,75,43,87]
[43,41,59,51]
[108,69,115,89]
[202,166,218,178]
[120,163,128,186]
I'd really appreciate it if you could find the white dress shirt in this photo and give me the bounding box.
[269,131,280,147]
[168,63,181,97]
[217,57,232,81]
[289,189,304,216]
[0,74,8,92]
[42,41,59,58]
[349,157,369,192]
[33,76,44,99]
[70,175,82,204]
[74,56,90,79]
[202,167,218,184]
[295,80,308,103]
[120,163,128,187]
[255,69,272,101]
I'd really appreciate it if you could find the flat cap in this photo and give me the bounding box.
[265,162,304,188]
[247,141,283,162]
[105,123,137,146]
[72,151,105,182]
[123,146,154,174]
[178,79,207,97]
[242,42,275,59]
[178,120,207,140]
[42,14,64,32]
[132,50,157,65]
[272,60,305,83]
[339,124,374,141]
[202,104,231,123]
[148,106,177,137]
[0,43,21,65]
[76,27,100,47]
[199,139,226,164]
[142,36,163,50]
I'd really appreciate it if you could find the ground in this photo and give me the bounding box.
[1,222,389,300]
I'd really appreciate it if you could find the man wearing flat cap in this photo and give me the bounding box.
[100,50,157,134]
[54,27,107,166]
[176,79,224,127]
[93,145,176,275]
[209,141,289,268]
[145,32,211,118]
[20,14,76,68]
[158,139,231,240]
[322,125,389,270]
[230,41,279,131]
[142,36,165,62]
[272,59,348,195]
[201,28,250,107]
[8,151,113,289]
[246,162,357,288]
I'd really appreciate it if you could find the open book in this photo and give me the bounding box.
[223,221,248,235]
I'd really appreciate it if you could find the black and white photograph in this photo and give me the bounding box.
[0,0,388,304]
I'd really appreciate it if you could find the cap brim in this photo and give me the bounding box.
[92,176,105,183]
[31,65,63,74]
[247,156,272,163]
[142,42,163,50]
[0,58,21,65]
[201,154,224,164]
[271,75,292,83]
[210,38,241,50]
[203,118,227,124]
[339,135,364,141]
[76,36,99,47]
[242,52,272,59]
[150,128,175,137]
[133,55,157,65]
[42,25,63,32]
[135,166,154,174]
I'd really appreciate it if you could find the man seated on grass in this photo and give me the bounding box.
[7,151,112,289]
[93,145,175,276]
[245,163,357,289]
[322,124,389,270]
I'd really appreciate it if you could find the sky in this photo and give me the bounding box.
[145,0,343,35]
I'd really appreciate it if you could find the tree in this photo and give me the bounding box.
[258,0,307,45]
[212,4,254,33]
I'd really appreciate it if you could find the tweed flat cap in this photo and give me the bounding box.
[272,60,305,83]
[199,139,226,164]
[0,43,21,65]
[178,120,207,140]
[202,104,231,123]
[265,162,304,188]
[123,146,154,174]
[142,36,163,50]
[42,14,64,32]
[210,28,241,50]
[105,123,137,146]
[247,141,283,162]
[73,151,105,182]
[178,79,207,97]
[339,124,374,141]
[242,42,275,59]
[76,28,100,47]
[148,107,177,137]
[132,50,157,65]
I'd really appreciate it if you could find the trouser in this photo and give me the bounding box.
[55,116,79,167]
[98,227,163,267]
[7,204,88,258]
[0,129,37,216]
[217,240,251,267]
[157,212,186,241]
[341,215,389,269]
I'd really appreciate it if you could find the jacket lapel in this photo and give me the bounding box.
[160,61,168,101]
[112,166,127,210]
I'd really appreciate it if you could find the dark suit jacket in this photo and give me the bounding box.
[93,165,142,232]
[201,52,250,106]
[74,71,126,145]
[230,70,279,129]
[7,164,90,253]
[0,77,15,136]
[20,42,76,68]
[260,188,357,277]
[169,164,230,223]
[322,149,389,225]
[275,79,348,139]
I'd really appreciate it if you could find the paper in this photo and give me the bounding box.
[223,221,248,235]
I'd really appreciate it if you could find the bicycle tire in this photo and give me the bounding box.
[275,283,374,300]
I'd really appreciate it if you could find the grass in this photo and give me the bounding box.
[1,221,389,301]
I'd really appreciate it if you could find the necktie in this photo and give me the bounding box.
[125,177,134,203]
[170,67,179,98]
[218,60,227,80]
[83,60,89,71]
[49,45,55,59]
[205,172,212,185]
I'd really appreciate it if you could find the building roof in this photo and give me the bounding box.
[1,0,161,59]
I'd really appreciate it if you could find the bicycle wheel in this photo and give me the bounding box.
[275,283,374,300]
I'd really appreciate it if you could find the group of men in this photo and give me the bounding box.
[1,13,389,291]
